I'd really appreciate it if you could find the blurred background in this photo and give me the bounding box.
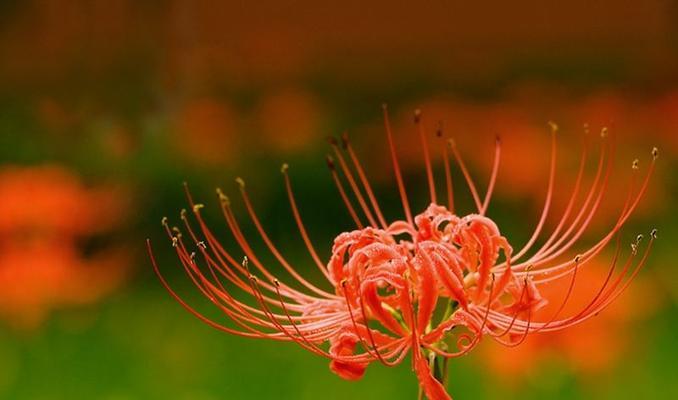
[0,1,676,399]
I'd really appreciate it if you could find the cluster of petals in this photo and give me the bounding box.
[150,107,657,400]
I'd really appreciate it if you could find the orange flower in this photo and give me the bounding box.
[151,106,657,400]
[0,165,130,329]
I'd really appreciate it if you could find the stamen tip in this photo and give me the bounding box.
[161,216,168,227]
[652,147,659,159]
[574,254,582,263]
[632,159,639,170]
[235,177,245,188]
[281,163,289,174]
[413,109,422,123]
[650,228,657,239]
[325,155,335,170]
[340,132,349,149]
[600,127,608,138]
[192,203,204,213]
[548,121,558,133]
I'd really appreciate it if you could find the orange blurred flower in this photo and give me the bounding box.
[0,165,130,329]
[171,98,239,166]
[255,88,324,154]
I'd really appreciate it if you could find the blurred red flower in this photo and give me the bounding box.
[0,165,130,329]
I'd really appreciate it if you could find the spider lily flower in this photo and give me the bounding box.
[148,105,657,400]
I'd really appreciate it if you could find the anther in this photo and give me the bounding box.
[193,203,204,213]
[601,127,608,138]
[171,226,181,235]
[325,155,335,170]
[632,159,639,170]
[197,241,207,249]
[574,254,582,263]
[235,177,245,188]
[273,279,280,287]
[631,243,638,255]
[340,132,350,149]
[548,121,558,133]
[161,217,168,227]
[652,147,659,160]
[281,163,289,174]
[583,123,590,134]
[189,252,196,261]
[650,228,657,239]
[414,109,422,123]
[171,237,178,247]
[447,138,456,148]
[180,209,187,219]
[635,234,643,244]
[216,188,230,205]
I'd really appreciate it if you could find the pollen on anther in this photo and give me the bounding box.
[651,228,658,239]
[235,177,245,188]
[652,147,659,159]
[193,203,204,212]
[216,188,230,205]
[601,127,609,138]
[632,159,640,169]
[161,217,168,227]
[281,163,289,173]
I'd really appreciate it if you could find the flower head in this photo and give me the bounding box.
[149,105,657,400]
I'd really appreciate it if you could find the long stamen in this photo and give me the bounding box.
[382,104,413,224]
[237,181,338,299]
[329,137,379,228]
[448,138,483,212]
[415,109,437,204]
[341,133,389,228]
[326,155,364,229]
[480,136,501,215]
[511,122,558,260]
[437,123,455,213]
[281,164,333,283]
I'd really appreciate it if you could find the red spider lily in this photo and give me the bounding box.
[148,106,657,400]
